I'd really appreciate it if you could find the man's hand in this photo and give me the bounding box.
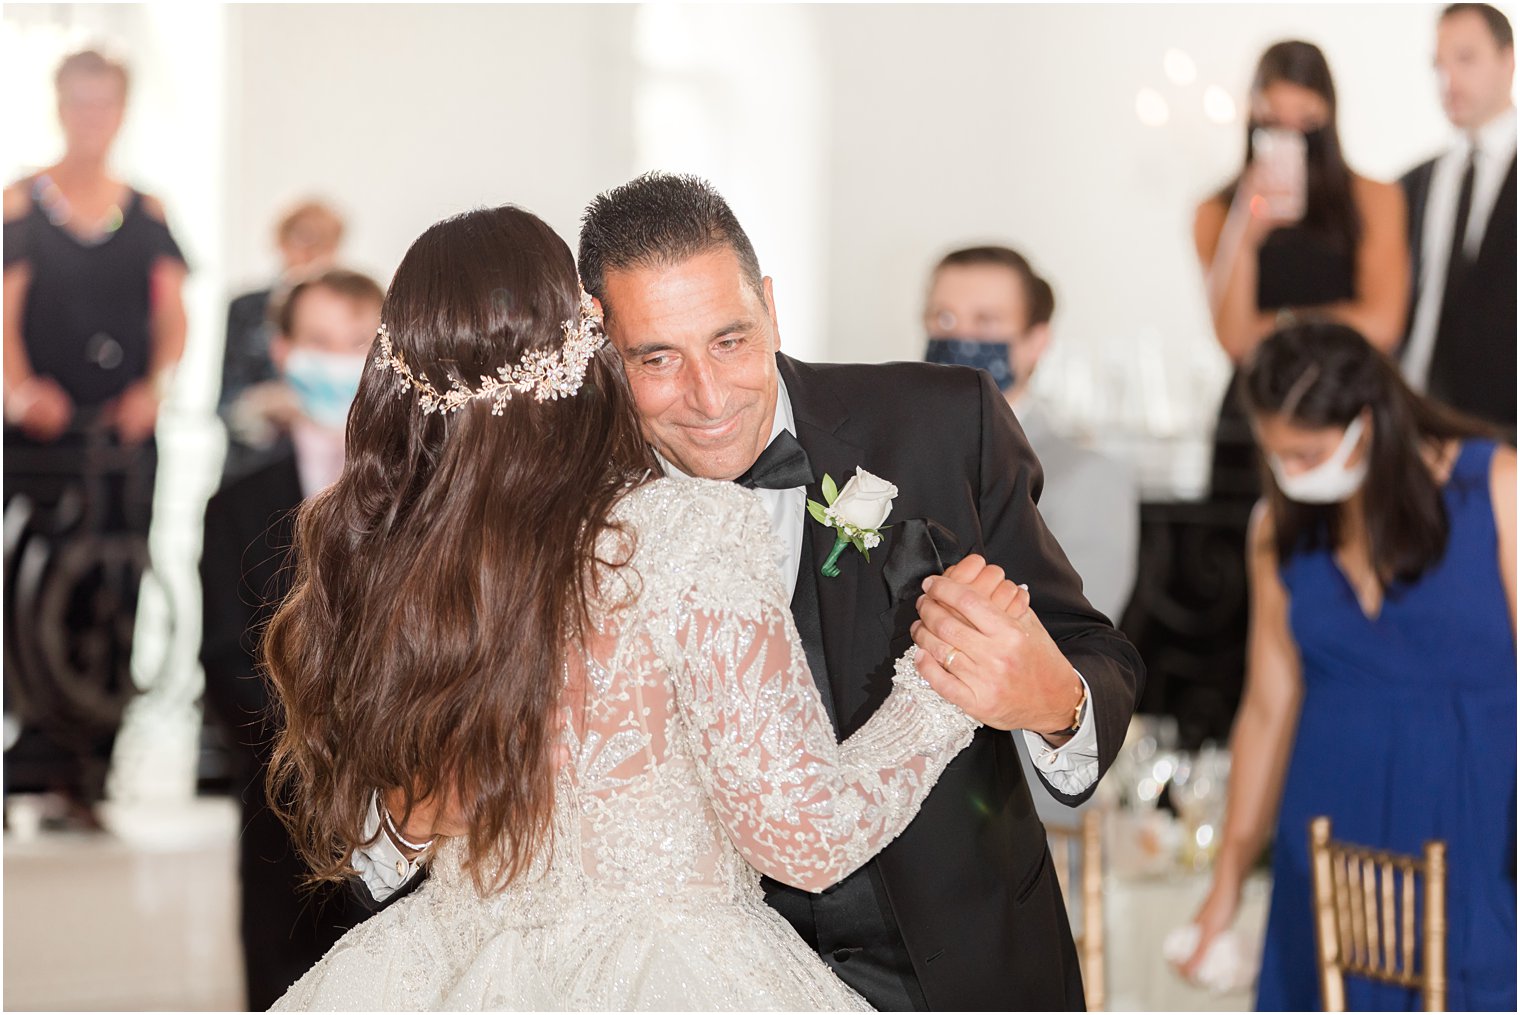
[111,379,160,446]
[5,375,74,442]
[911,554,1084,738]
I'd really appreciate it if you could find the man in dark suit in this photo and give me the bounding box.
[359,174,1143,1009]
[1400,2,1517,434]
[200,267,381,1009]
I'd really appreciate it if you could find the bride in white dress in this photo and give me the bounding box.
[262,206,994,1011]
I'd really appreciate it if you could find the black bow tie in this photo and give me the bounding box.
[735,430,814,491]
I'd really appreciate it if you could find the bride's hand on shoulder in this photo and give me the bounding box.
[381,783,470,853]
[381,741,572,854]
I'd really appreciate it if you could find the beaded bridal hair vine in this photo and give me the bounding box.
[374,288,606,415]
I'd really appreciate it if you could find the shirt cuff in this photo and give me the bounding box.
[351,790,425,903]
[1021,670,1100,797]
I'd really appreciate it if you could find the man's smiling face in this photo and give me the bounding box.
[601,246,781,482]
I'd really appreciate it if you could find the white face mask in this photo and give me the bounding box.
[284,349,367,431]
[1268,414,1370,504]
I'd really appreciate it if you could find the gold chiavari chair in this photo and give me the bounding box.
[1308,816,1447,1012]
[1047,809,1106,1012]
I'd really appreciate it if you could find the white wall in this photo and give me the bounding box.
[224,3,832,359]
[223,3,641,293]
[814,3,1490,430]
[632,3,829,359]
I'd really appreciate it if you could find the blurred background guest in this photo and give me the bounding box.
[219,199,346,481]
[2,48,188,824]
[199,266,381,1010]
[1195,40,1409,503]
[923,245,1139,622]
[923,245,1139,822]
[1400,3,1516,437]
[1184,322,1515,1011]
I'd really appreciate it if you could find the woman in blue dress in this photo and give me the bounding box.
[1184,321,1516,1010]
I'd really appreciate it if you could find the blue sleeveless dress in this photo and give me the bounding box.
[1256,439,1516,1011]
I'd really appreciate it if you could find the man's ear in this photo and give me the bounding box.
[1024,322,1053,366]
[762,276,780,350]
[270,334,292,373]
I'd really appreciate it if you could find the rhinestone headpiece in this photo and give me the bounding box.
[374,288,606,415]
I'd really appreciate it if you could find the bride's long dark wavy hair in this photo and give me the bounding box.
[263,205,656,892]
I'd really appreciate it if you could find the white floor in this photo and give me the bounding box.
[3,794,1257,1012]
[3,796,247,1011]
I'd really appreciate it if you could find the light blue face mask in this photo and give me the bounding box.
[924,337,1017,392]
[284,349,367,430]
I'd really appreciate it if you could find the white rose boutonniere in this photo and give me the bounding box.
[807,467,899,577]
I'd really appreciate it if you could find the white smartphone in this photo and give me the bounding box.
[1251,127,1308,222]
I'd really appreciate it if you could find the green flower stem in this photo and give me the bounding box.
[820,533,850,578]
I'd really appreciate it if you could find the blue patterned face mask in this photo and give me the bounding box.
[284,349,366,430]
[924,337,1017,392]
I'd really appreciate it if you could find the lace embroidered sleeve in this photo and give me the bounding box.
[652,480,979,892]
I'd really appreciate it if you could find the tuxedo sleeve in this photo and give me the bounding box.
[973,371,1145,806]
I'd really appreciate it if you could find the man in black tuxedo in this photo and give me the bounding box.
[200,267,381,1009]
[1400,2,1517,435]
[577,173,1143,1010]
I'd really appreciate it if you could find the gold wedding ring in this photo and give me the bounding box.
[944,647,960,669]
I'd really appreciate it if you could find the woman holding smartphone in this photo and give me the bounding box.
[1195,40,1408,501]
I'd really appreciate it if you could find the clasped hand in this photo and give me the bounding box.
[911,554,1083,740]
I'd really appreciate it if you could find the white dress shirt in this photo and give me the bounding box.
[1402,109,1519,392]
[355,374,1100,900]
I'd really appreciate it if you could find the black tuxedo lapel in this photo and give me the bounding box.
[779,354,884,736]
[789,521,839,733]
[1427,151,1518,430]
[1476,154,1517,268]
[1405,154,1517,323]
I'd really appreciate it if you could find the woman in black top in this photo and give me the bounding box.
[3,51,187,439]
[1,49,187,820]
[1194,41,1408,500]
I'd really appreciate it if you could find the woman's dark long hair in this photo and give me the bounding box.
[1239,322,1499,587]
[1220,40,1362,255]
[263,206,657,892]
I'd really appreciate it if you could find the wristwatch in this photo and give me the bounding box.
[1055,678,1088,739]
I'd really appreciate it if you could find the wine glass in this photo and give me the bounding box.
[1171,745,1230,871]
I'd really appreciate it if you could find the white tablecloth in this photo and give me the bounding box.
[1104,870,1272,1011]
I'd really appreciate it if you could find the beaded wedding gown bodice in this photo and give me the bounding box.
[274,477,978,1012]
